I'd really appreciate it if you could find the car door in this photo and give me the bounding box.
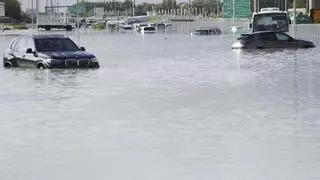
[14,38,28,67]
[23,38,38,67]
[258,32,278,48]
[3,39,18,65]
[274,32,300,48]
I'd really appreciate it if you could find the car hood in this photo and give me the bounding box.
[39,51,95,59]
[295,39,314,44]
[296,39,316,47]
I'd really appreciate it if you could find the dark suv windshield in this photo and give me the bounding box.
[35,38,80,52]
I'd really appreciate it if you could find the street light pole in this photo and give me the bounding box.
[293,0,296,38]
[285,0,287,11]
[31,0,34,29]
[232,0,235,22]
[132,0,135,16]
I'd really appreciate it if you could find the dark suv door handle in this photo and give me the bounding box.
[22,54,26,58]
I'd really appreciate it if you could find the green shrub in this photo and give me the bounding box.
[13,24,28,29]
[148,16,162,22]
[93,23,105,29]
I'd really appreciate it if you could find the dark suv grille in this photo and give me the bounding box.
[78,59,89,67]
[65,59,78,68]
[64,59,90,68]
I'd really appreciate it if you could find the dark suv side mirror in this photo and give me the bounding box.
[80,47,86,51]
[26,48,33,53]
[249,23,252,28]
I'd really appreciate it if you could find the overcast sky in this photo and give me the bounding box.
[21,0,74,10]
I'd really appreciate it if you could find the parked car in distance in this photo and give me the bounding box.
[232,31,315,49]
[191,27,222,36]
[3,34,100,69]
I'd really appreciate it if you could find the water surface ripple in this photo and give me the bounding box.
[0,30,320,180]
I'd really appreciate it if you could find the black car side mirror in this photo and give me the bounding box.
[80,47,86,51]
[26,48,33,53]
[249,23,252,28]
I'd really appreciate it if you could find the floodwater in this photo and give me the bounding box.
[1,28,320,180]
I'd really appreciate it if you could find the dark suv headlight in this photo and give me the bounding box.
[90,57,98,62]
[232,41,244,48]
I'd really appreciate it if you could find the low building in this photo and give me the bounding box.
[223,0,251,19]
[0,2,5,17]
[309,0,320,9]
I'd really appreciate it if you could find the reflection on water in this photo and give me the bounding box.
[0,30,320,180]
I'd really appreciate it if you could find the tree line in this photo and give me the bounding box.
[0,0,21,20]
[0,0,310,22]
[77,0,309,17]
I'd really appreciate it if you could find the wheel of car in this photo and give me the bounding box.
[66,25,72,31]
[37,63,46,69]
[4,61,12,69]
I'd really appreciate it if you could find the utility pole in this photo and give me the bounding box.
[132,0,135,16]
[31,0,34,29]
[293,0,296,38]
[216,0,219,17]
[232,0,235,22]
[36,0,39,30]
[285,0,287,11]
[188,0,190,20]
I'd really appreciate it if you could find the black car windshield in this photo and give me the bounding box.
[35,38,80,52]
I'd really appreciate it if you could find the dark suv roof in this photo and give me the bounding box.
[32,34,66,39]
[250,30,286,35]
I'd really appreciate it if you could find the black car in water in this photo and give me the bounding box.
[3,35,100,69]
[191,27,222,36]
[232,31,315,49]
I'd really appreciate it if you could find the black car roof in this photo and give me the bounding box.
[17,34,66,39]
[250,30,285,34]
[196,27,221,30]
[32,34,66,39]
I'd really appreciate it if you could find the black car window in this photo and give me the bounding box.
[35,38,80,52]
[259,33,277,41]
[275,33,290,41]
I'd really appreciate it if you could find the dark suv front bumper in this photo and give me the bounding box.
[46,59,100,69]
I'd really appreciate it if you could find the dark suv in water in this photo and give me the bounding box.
[3,35,100,69]
[232,31,315,49]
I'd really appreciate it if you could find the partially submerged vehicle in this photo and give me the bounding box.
[232,31,315,49]
[250,7,291,33]
[3,35,100,69]
[139,26,156,34]
[191,27,222,35]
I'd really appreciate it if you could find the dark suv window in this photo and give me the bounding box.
[34,38,80,52]
[259,33,277,41]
